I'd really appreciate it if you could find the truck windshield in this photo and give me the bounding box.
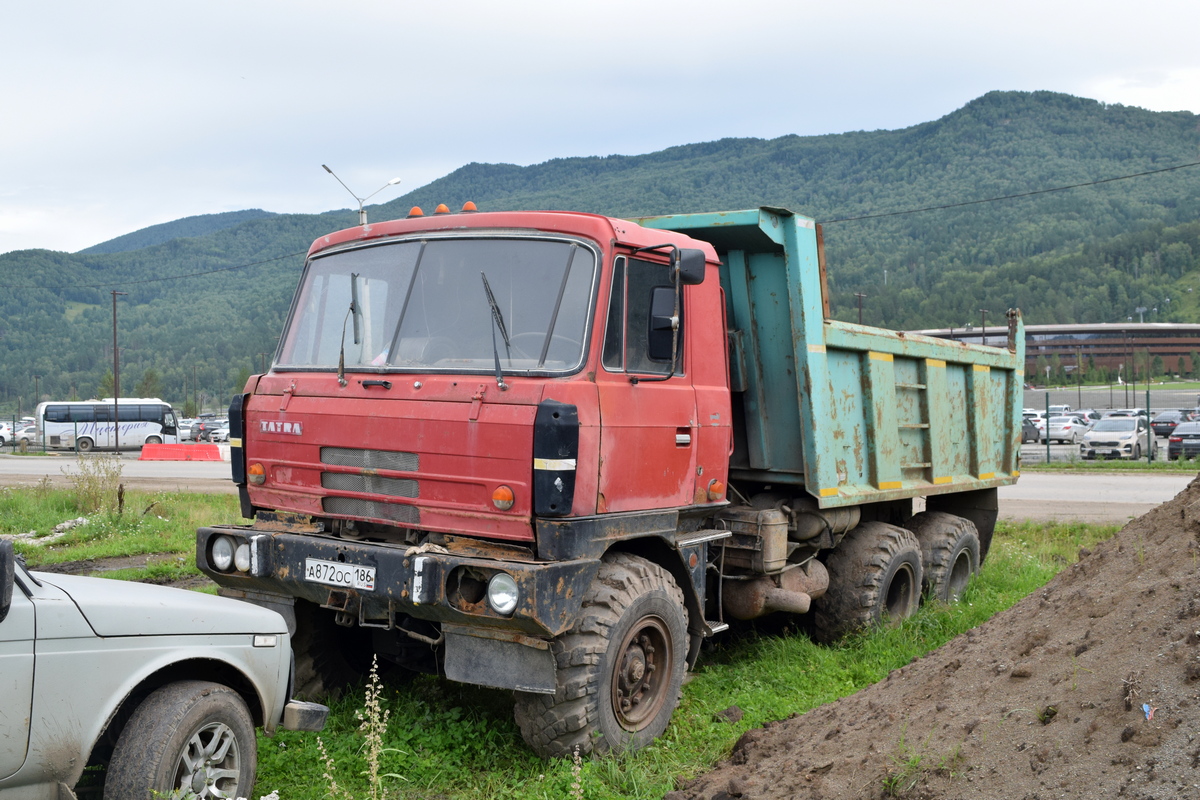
[278,237,596,373]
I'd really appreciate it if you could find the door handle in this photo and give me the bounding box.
[675,427,692,447]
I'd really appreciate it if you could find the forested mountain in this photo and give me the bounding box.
[2,90,1199,416]
[79,209,279,255]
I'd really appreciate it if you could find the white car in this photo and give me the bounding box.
[0,423,10,445]
[0,540,328,799]
[1047,416,1089,444]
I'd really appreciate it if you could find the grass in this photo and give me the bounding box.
[0,476,1120,799]
[256,519,1117,800]
[1023,457,1200,472]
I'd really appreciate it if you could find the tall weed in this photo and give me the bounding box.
[65,454,124,514]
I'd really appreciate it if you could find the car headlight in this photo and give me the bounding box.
[211,536,235,572]
[487,572,519,616]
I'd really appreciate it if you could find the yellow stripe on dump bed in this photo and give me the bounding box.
[819,487,838,497]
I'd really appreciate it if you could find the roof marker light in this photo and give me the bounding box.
[434,203,450,214]
[461,201,478,212]
[407,206,424,218]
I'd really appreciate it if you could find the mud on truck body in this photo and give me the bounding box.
[198,205,1024,757]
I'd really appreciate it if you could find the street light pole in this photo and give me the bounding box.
[980,309,989,347]
[321,165,402,226]
[112,291,128,454]
[854,293,866,325]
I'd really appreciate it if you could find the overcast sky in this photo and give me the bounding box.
[3,0,1198,255]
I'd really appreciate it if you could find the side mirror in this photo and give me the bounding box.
[0,539,13,624]
[677,248,706,285]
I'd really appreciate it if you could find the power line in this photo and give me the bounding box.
[819,159,1200,224]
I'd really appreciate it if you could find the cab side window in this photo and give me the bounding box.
[602,256,682,376]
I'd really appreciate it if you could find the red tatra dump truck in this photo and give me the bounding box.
[198,204,1023,757]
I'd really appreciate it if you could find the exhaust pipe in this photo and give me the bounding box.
[722,559,829,620]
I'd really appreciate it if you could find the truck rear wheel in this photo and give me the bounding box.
[809,522,923,643]
[513,552,688,758]
[905,511,980,603]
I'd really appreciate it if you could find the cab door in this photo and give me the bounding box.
[596,255,697,512]
[0,581,35,779]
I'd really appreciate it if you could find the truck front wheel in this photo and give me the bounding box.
[513,552,688,758]
[809,522,923,643]
[905,511,980,603]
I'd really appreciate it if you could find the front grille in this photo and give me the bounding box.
[1090,441,1120,448]
[322,472,418,498]
[323,496,420,525]
[320,447,419,472]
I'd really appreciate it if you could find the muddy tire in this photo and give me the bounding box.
[104,680,255,800]
[809,522,923,643]
[513,552,688,758]
[905,511,980,603]
[292,599,372,700]
[76,437,94,453]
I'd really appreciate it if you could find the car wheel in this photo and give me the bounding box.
[1132,444,1142,460]
[104,680,256,800]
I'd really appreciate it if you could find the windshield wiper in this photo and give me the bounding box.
[480,271,510,391]
[337,272,361,387]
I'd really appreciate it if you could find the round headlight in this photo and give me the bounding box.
[487,572,519,616]
[211,536,235,572]
[234,542,252,572]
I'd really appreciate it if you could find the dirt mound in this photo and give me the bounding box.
[671,478,1200,800]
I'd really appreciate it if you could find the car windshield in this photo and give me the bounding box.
[1093,419,1137,432]
[278,237,597,373]
[1175,423,1200,434]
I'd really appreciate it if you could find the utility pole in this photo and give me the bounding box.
[193,364,198,416]
[853,293,867,325]
[979,309,989,347]
[112,291,127,454]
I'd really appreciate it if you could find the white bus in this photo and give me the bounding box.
[35,398,181,452]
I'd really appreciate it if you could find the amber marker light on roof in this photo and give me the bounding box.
[434,203,450,214]
[461,201,478,212]
[492,485,515,511]
[407,206,424,218]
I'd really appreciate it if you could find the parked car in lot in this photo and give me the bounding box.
[1021,417,1041,443]
[1151,410,1189,438]
[1080,416,1156,460]
[192,418,228,442]
[13,425,39,446]
[1167,422,1200,460]
[177,418,197,441]
[0,422,10,445]
[1104,408,1149,419]
[1048,404,1072,416]
[0,540,328,799]
[1074,409,1102,424]
[209,425,231,442]
[1047,416,1089,444]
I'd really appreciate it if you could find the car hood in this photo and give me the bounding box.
[33,572,288,637]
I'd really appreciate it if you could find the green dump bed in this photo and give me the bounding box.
[640,207,1024,509]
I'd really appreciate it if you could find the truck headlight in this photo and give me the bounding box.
[211,536,235,572]
[487,572,519,615]
[234,542,252,572]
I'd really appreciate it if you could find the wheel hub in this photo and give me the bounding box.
[611,618,672,731]
[173,721,240,799]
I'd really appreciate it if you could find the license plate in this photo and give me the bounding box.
[305,558,376,591]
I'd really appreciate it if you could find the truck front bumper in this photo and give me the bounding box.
[197,525,600,641]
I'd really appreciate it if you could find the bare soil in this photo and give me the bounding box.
[671,478,1200,800]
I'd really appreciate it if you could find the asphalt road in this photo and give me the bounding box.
[0,453,1193,524]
